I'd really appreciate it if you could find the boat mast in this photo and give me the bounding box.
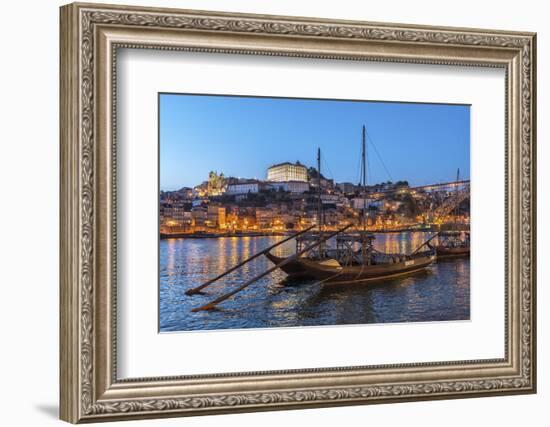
[362,125,367,231]
[361,125,368,264]
[317,147,322,235]
[455,168,460,220]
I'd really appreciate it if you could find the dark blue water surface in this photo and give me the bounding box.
[159,232,470,332]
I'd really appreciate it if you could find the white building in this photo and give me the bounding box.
[226,181,260,195]
[267,162,308,182]
[269,181,310,194]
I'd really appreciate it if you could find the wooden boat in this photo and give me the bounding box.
[290,229,437,284]
[297,250,436,285]
[267,231,437,283]
[436,231,470,258]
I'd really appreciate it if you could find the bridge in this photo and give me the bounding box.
[428,183,470,224]
[367,180,470,227]
[411,179,470,193]
[368,180,470,197]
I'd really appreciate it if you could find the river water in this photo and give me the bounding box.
[159,232,470,332]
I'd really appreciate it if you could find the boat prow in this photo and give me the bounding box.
[264,251,312,278]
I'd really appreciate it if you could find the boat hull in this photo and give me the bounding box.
[264,252,313,278]
[436,246,470,258]
[297,255,436,285]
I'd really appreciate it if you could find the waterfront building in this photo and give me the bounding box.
[226,212,238,230]
[207,205,226,229]
[267,161,308,182]
[255,208,274,229]
[300,210,319,228]
[191,207,207,228]
[281,213,298,229]
[240,215,256,229]
[182,211,193,226]
[160,202,189,225]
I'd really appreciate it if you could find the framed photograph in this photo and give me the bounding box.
[60,2,537,423]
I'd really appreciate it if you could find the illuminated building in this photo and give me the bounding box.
[267,161,308,182]
[160,203,188,225]
[191,207,207,228]
[255,208,274,229]
[207,205,226,228]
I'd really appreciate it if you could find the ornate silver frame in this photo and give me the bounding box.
[60,2,536,423]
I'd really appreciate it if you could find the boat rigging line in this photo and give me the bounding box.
[364,125,394,183]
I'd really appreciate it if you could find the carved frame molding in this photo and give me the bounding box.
[60,2,536,423]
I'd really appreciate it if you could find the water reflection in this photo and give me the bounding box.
[159,232,470,332]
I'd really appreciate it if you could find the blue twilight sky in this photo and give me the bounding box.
[159,93,470,191]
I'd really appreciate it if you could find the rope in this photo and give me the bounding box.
[322,157,335,182]
[365,127,394,182]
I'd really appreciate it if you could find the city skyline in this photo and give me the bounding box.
[160,93,470,191]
